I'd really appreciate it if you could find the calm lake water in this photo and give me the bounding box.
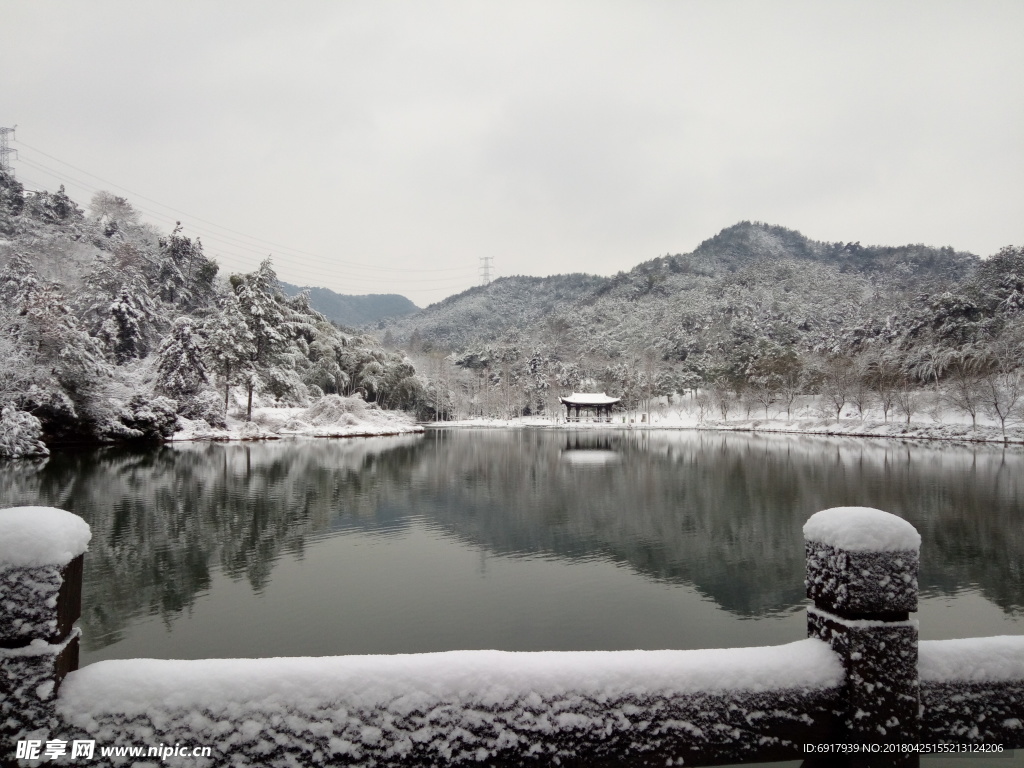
[1,428,1020,670]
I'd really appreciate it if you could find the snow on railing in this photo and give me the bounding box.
[0,508,88,760]
[1,505,1022,768]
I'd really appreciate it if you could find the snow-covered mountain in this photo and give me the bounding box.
[384,221,982,357]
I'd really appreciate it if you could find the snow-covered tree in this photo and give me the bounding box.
[156,223,218,308]
[76,243,163,358]
[203,292,254,415]
[0,169,26,235]
[155,317,208,400]
[89,191,141,227]
[25,184,84,225]
[99,287,149,363]
[231,259,289,419]
[0,255,107,436]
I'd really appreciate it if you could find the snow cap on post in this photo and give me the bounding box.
[0,507,91,568]
[803,506,921,553]
[804,507,920,618]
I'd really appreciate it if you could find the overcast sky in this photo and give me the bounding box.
[5,1,1022,306]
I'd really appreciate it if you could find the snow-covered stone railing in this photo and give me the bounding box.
[0,508,89,761]
[805,507,1024,755]
[2,506,1022,768]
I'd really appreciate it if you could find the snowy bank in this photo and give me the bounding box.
[683,416,1024,445]
[59,640,844,768]
[434,413,1024,445]
[171,394,424,442]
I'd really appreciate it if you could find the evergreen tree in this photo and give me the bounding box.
[25,184,84,224]
[203,292,254,416]
[0,255,107,435]
[100,288,148,363]
[155,317,209,399]
[0,169,25,235]
[232,259,287,419]
[157,223,218,308]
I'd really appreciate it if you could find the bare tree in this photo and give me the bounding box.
[777,357,804,419]
[944,359,983,428]
[848,362,874,422]
[978,332,1024,439]
[980,370,1022,440]
[712,382,734,421]
[748,374,779,418]
[863,353,900,423]
[819,354,855,421]
[694,391,712,422]
[893,376,920,425]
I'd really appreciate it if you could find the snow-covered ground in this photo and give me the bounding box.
[437,395,1024,445]
[171,394,424,442]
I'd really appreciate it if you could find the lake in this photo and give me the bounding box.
[5,428,1022,766]
[2,428,1020,668]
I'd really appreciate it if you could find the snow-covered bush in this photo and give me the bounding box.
[178,390,227,429]
[97,395,179,441]
[262,366,311,407]
[0,406,49,459]
[302,393,369,425]
[124,395,179,439]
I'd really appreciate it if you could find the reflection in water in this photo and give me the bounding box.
[0,430,1021,657]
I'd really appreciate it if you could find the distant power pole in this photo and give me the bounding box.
[0,126,17,175]
[479,256,493,286]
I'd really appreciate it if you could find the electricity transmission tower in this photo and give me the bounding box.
[0,126,17,174]
[479,256,493,286]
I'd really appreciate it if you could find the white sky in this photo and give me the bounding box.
[5,1,1022,307]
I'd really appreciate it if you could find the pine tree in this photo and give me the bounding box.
[203,292,254,416]
[101,288,148,363]
[232,259,287,419]
[157,223,218,308]
[155,317,209,399]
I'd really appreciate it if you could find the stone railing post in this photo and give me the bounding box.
[804,507,921,765]
[0,507,90,766]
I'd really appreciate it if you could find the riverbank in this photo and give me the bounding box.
[171,394,423,442]
[431,413,1024,445]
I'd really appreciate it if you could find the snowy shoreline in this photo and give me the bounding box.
[168,394,424,443]
[427,415,1024,446]
[169,417,423,442]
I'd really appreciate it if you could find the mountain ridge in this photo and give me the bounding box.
[382,221,982,355]
[278,283,418,328]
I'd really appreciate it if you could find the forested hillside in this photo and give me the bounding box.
[278,282,418,328]
[389,273,612,350]
[0,171,430,452]
[2,167,1019,448]
[387,222,1023,429]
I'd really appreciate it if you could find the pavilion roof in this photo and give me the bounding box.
[559,392,620,406]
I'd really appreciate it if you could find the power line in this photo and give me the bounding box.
[13,168,478,299]
[12,139,472,275]
[12,149,478,292]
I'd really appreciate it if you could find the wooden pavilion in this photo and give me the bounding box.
[559,392,620,423]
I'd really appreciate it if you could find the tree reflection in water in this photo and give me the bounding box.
[0,430,1021,654]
